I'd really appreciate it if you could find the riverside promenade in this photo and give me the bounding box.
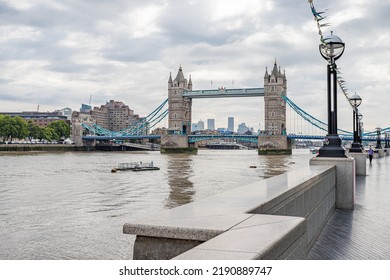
[123,150,390,260]
[308,154,390,259]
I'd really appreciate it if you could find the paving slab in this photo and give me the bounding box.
[308,156,390,259]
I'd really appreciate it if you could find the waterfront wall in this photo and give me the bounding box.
[0,144,94,152]
[123,164,337,260]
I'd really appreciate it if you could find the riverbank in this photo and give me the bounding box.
[0,144,161,152]
[0,144,93,152]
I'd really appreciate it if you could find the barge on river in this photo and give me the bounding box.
[111,161,159,172]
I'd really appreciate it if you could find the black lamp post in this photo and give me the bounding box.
[348,94,362,152]
[358,113,363,145]
[375,127,382,149]
[385,132,389,148]
[317,31,346,157]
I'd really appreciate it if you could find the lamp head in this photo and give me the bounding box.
[349,94,362,108]
[319,31,345,61]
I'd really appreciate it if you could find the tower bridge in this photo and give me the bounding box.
[162,62,290,154]
[79,63,390,153]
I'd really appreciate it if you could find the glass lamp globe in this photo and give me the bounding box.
[319,31,345,61]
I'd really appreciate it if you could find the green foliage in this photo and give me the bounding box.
[0,115,28,141]
[48,120,70,140]
[0,115,70,142]
[42,127,59,141]
[27,121,42,140]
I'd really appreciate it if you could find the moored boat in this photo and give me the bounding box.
[111,161,159,172]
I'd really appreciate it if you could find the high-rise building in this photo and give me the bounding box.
[237,123,249,134]
[228,117,234,132]
[207,119,215,130]
[198,119,205,131]
[191,123,199,132]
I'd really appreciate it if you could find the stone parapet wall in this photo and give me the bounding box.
[124,165,337,260]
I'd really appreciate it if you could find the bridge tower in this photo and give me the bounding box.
[161,66,197,153]
[167,66,192,135]
[264,61,287,135]
[258,61,291,154]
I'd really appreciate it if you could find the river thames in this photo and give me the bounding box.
[0,149,314,260]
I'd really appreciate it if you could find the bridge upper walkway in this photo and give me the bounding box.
[182,87,264,98]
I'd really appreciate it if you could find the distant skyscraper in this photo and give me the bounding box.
[198,119,205,130]
[237,123,249,134]
[228,117,234,132]
[191,123,199,132]
[207,119,215,130]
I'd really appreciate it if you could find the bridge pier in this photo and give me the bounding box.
[160,135,198,154]
[258,135,292,155]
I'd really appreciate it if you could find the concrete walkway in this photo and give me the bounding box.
[308,155,390,259]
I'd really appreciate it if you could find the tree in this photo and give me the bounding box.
[0,115,28,141]
[0,114,5,141]
[42,127,59,141]
[27,121,43,141]
[48,121,70,140]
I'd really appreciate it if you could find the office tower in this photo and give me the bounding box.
[207,119,215,130]
[198,119,205,130]
[228,117,234,132]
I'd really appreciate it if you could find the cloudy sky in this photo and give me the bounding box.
[0,0,389,133]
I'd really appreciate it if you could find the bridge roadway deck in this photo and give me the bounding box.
[308,155,390,259]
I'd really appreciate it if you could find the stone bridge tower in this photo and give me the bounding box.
[161,66,196,153]
[167,66,192,135]
[259,61,291,154]
[264,61,287,135]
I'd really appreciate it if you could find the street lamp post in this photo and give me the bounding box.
[348,94,362,152]
[358,113,363,145]
[385,132,389,148]
[318,31,346,157]
[375,127,382,149]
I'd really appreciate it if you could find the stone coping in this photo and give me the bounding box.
[173,215,306,260]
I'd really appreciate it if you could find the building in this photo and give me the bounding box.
[263,61,287,135]
[197,120,205,131]
[80,104,92,114]
[90,100,143,133]
[207,119,215,130]
[192,120,205,132]
[0,111,69,127]
[191,123,199,132]
[228,117,234,132]
[55,107,72,120]
[237,123,249,134]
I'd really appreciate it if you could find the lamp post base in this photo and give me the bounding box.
[349,142,363,153]
[317,135,346,158]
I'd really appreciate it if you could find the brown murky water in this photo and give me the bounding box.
[0,149,313,259]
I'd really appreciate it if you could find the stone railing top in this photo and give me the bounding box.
[123,165,335,240]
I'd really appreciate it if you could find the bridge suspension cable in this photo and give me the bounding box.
[82,98,169,137]
[119,98,168,135]
[283,96,352,136]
